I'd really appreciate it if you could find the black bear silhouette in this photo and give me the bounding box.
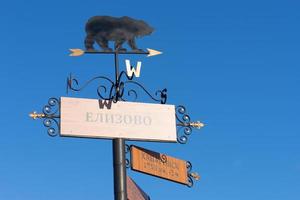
[85,16,154,52]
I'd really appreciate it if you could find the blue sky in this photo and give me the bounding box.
[0,0,300,199]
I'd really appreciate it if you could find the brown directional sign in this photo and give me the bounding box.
[127,176,150,200]
[131,145,188,185]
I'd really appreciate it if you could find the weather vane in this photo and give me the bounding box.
[30,15,204,200]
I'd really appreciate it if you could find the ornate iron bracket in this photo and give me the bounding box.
[29,97,60,137]
[176,105,205,144]
[125,144,131,169]
[186,161,200,187]
[67,71,167,104]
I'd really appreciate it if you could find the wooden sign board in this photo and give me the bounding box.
[131,146,188,185]
[60,97,177,142]
[127,176,150,200]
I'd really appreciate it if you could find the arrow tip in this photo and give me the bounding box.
[190,172,201,181]
[147,48,162,57]
[190,121,205,129]
[69,49,84,56]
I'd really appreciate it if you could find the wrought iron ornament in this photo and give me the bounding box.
[125,144,131,169]
[186,161,201,187]
[29,98,60,137]
[67,71,167,104]
[176,105,205,144]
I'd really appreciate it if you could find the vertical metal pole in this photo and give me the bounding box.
[113,52,127,200]
[113,139,127,200]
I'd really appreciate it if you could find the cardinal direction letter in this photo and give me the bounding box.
[125,59,142,78]
[98,99,113,109]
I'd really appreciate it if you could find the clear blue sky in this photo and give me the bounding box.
[0,0,299,199]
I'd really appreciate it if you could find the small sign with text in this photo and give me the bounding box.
[60,97,177,141]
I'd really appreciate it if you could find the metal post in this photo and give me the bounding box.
[113,52,127,200]
[113,138,127,200]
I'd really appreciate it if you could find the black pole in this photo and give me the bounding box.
[112,52,127,200]
[114,52,120,92]
[113,138,127,200]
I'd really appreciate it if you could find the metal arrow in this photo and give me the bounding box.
[69,48,162,57]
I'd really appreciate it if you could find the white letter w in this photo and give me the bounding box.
[125,59,142,78]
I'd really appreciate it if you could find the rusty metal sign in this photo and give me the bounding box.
[127,176,150,200]
[130,145,189,185]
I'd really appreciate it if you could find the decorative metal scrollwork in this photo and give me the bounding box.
[42,98,60,137]
[186,161,200,188]
[67,71,167,104]
[186,161,193,187]
[125,144,131,168]
[160,154,167,163]
[176,105,204,144]
[29,98,60,137]
[67,73,115,100]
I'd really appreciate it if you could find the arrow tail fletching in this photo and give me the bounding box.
[69,49,84,56]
